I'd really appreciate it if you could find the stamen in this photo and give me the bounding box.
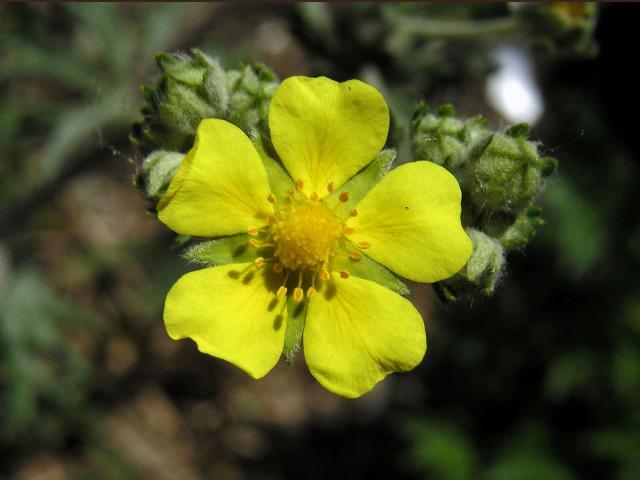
[306,286,316,299]
[343,227,354,235]
[272,263,284,273]
[277,286,288,299]
[248,227,259,236]
[339,192,349,203]
[268,216,277,225]
[295,179,304,191]
[310,191,318,202]
[349,208,358,217]
[339,271,350,279]
[249,239,261,248]
[320,270,330,282]
[358,241,371,249]
[254,257,265,268]
[293,287,304,303]
[327,182,334,193]
[350,252,363,261]
[267,193,277,204]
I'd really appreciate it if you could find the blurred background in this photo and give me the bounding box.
[1,3,639,479]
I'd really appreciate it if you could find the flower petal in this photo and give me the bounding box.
[164,263,286,379]
[349,161,472,283]
[158,119,273,237]
[269,76,389,195]
[304,276,426,398]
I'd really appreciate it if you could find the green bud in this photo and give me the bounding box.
[131,50,279,154]
[414,103,558,301]
[411,102,489,173]
[467,124,552,214]
[135,150,184,204]
[499,206,544,250]
[434,228,505,303]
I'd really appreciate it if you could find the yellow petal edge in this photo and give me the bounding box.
[164,264,286,379]
[158,119,273,237]
[349,161,472,283]
[269,76,390,195]
[304,276,426,398]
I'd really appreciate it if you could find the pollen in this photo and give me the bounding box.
[272,199,343,271]
[277,286,288,299]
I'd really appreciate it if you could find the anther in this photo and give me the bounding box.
[358,241,371,249]
[349,208,358,217]
[295,179,304,191]
[327,182,334,193]
[306,287,316,299]
[293,287,304,303]
[320,270,330,282]
[254,257,265,268]
[310,192,318,202]
[248,227,259,236]
[350,252,362,261]
[339,271,350,279]
[267,193,277,203]
[268,216,277,225]
[249,239,261,248]
[277,286,288,299]
[272,263,284,273]
[339,192,350,203]
[343,227,354,235]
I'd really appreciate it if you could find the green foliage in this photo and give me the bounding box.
[511,3,599,57]
[404,419,477,480]
[0,3,193,231]
[0,262,92,449]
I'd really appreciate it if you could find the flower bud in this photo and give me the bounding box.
[131,50,279,154]
[413,104,558,301]
[434,229,505,303]
[467,123,556,214]
[411,102,489,173]
[134,150,184,204]
[499,206,545,251]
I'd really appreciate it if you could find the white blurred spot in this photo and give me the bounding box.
[256,21,290,56]
[486,46,543,125]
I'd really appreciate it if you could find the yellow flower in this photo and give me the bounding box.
[157,76,472,398]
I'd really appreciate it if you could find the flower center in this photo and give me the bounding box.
[248,180,370,302]
[272,200,342,271]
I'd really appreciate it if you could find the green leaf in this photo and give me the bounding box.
[253,132,294,199]
[182,234,256,266]
[328,148,396,210]
[332,249,409,295]
[283,295,308,365]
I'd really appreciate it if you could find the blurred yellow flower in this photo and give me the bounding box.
[158,76,472,398]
